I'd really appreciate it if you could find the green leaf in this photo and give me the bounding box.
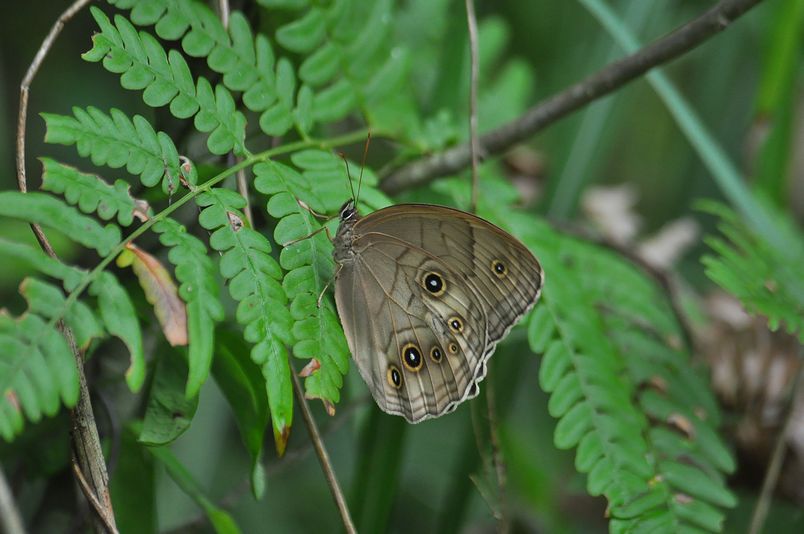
[139,347,198,446]
[0,191,120,256]
[91,272,145,392]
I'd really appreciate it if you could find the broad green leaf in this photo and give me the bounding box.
[139,348,197,446]
[212,329,269,499]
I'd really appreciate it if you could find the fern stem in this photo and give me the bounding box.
[48,128,370,332]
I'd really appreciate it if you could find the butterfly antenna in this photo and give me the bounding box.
[339,152,357,201]
[355,131,371,205]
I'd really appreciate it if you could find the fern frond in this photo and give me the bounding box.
[505,213,736,533]
[0,313,79,441]
[20,278,105,351]
[0,191,120,256]
[701,201,804,342]
[108,0,311,138]
[83,7,247,156]
[42,107,182,192]
[196,188,293,453]
[253,160,347,405]
[154,218,224,397]
[40,158,141,226]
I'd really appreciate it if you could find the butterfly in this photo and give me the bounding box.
[332,199,543,423]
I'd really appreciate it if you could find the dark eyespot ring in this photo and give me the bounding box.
[422,271,446,296]
[448,316,463,333]
[491,259,507,278]
[401,343,423,371]
[448,342,459,354]
[430,346,443,362]
[387,365,402,389]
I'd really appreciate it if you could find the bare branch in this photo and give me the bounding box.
[15,1,118,532]
[291,371,357,534]
[380,0,765,194]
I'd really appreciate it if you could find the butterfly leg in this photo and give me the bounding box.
[282,224,334,247]
[296,198,332,221]
[316,263,342,308]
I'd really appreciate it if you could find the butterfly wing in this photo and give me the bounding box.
[335,204,543,422]
[335,239,485,422]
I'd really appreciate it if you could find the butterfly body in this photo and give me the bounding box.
[333,201,543,423]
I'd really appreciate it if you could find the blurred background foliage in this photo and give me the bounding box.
[0,0,802,532]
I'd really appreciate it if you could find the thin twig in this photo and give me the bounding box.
[485,375,510,534]
[0,466,26,534]
[15,1,117,532]
[465,0,480,212]
[465,1,510,529]
[748,361,803,534]
[217,0,230,29]
[291,371,357,534]
[72,461,119,534]
[380,0,765,194]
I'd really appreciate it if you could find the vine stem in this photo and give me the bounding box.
[380,0,765,194]
[15,1,118,532]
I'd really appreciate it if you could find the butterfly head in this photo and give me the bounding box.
[339,199,358,223]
